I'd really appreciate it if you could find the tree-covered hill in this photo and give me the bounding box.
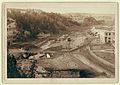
[7,9,80,41]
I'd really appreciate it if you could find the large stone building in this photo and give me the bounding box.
[91,27,115,44]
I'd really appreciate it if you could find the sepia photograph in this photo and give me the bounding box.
[2,2,119,83]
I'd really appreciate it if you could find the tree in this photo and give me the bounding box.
[7,54,21,78]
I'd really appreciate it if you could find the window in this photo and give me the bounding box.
[113,33,115,35]
[105,37,107,43]
[109,33,111,35]
[105,32,107,35]
[108,38,111,43]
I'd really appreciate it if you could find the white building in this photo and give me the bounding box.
[91,27,115,44]
[46,53,51,58]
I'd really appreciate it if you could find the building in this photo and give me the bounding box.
[37,33,50,38]
[91,27,115,44]
[103,31,115,43]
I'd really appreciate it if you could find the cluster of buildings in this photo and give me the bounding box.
[90,27,115,44]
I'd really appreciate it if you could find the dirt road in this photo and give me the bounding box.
[74,45,115,77]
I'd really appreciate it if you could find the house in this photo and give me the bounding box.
[46,53,51,58]
[90,27,115,44]
[29,53,45,60]
[28,53,52,60]
[37,33,50,38]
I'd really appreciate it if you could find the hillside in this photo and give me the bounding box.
[7,9,80,42]
[7,10,115,78]
[64,13,115,26]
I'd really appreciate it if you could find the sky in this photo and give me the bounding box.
[6,3,117,14]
